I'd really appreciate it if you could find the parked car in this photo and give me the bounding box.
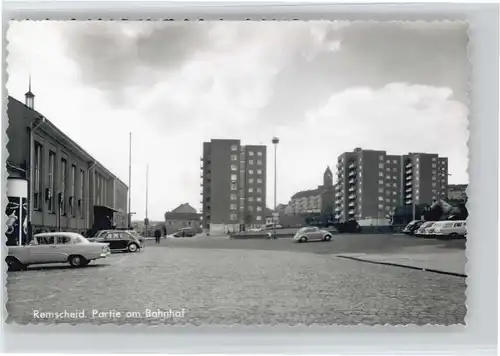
[6,232,111,271]
[402,220,426,235]
[93,229,146,246]
[88,230,144,252]
[170,228,196,238]
[414,221,436,237]
[433,220,467,239]
[293,226,333,243]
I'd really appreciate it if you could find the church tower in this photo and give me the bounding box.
[323,166,333,187]
[25,75,35,110]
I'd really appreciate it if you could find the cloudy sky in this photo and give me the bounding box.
[7,21,469,221]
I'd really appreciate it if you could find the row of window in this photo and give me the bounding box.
[230,213,263,221]
[230,145,263,157]
[33,143,85,217]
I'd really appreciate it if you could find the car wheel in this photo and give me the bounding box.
[323,235,332,241]
[299,236,308,243]
[6,256,26,271]
[68,255,88,267]
[128,243,139,252]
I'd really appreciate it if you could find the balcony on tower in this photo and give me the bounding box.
[348,178,356,185]
[348,201,355,208]
[348,193,356,200]
[348,169,356,178]
[406,161,413,168]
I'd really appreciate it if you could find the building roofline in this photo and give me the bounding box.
[10,96,128,187]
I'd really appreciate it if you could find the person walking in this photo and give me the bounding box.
[154,229,161,244]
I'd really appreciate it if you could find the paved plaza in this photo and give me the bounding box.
[6,234,466,326]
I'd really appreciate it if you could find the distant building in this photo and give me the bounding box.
[201,139,267,234]
[287,167,335,215]
[164,203,201,234]
[335,148,448,224]
[6,89,128,244]
[448,184,468,201]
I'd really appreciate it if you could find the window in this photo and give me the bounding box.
[231,154,238,161]
[386,159,390,164]
[231,182,237,190]
[230,213,237,221]
[230,194,237,200]
[79,169,85,217]
[248,187,254,193]
[256,206,262,212]
[393,160,397,164]
[432,163,437,168]
[393,176,397,180]
[257,151,262,156]
[393,168,397,172]
[256,188,262,193]
[248,206,254,211]
[60,158,67,215]
[378,188,384,193]
[256,216,262,221]
[256,197,262,202]
[386,168,390,172]
[231,145,237,151]
[257,169,262,175]
[249,170,254,175]
[231,174,237,181]
[379,155,384,161]
[33,142,42,210]
[378,204,384,209]
[378,163,384,169]
[249,197,254,202]
[48,151,56,212]
[57,236,71,244]
[378,180,383,184]
[230,203,237,210]
[378,196,384,201]
[38,235,55,245]
[248,151,254,156]
[257,160,262,165]
[257,178,262,184]
[71,165,76,216]
[392,191,397,195]
[230,164,237,171]
[379,172,383,177]
[249,160,254,165]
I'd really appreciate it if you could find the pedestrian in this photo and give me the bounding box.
[154,229,161,244]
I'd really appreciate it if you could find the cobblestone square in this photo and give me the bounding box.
[6,235,466,326]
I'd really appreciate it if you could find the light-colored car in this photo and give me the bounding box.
[293,226,333,243]
[6,232,111,271]
[433,220,467,238]
[414,221,436,237]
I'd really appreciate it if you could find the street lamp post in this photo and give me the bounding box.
[272,137,279,239]
[231,180,236,234]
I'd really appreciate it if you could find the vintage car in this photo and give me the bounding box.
[88,230,144,252]
[6,232,111,271]
[292,226,334,243]
[93,229,146,247]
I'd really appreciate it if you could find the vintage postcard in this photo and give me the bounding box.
[5,20,468,326]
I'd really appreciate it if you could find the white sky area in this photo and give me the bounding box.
[7,21,470,221]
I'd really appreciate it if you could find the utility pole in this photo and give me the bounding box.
[128,132,132,229]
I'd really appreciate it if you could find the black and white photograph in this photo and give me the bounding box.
[5,20,469,326]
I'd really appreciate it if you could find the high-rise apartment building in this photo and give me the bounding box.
[334,148,448,223]
[201,139,267,234]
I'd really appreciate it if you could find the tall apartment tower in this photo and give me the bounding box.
[334,148,448,223]
[201,139,267,234]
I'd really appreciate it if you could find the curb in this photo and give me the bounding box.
[336,255,467,278]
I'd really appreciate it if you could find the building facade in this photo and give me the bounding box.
[334,148,448,224]
[201,139,267,234]
[287,167,335,215]
[164,203,202,234]
[448,184,468,202]
[6,94,128,244]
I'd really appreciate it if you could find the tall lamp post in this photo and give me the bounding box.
[272,137,279,239]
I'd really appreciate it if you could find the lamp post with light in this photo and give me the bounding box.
[271,137,279,239]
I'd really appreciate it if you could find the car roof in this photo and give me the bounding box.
[35,232,84,238]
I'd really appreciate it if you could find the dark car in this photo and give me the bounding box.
[174,228,196,237]
[402,220,425,235]
[88,230,144,253]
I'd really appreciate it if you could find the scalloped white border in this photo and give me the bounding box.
[1,2,497,354]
